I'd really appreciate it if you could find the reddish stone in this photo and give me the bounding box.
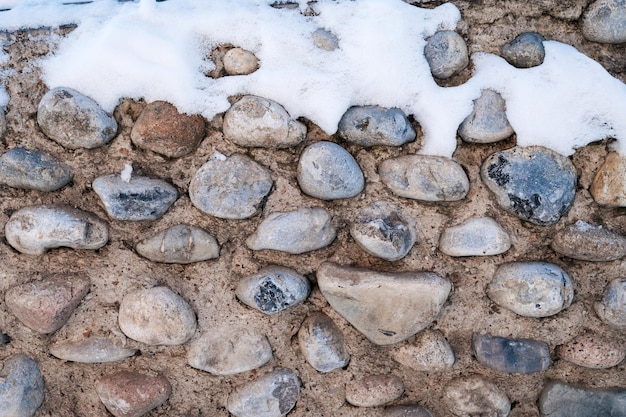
[95,371,171,417]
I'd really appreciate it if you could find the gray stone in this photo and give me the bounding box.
[49,337,138,363]
[227,368,300,417]
[236,266,310,314]
[445,376,510,417]
[0,354,44,417]
[317,262,451,345]
[538,380,626,417]
[501,32,546,68]
[582,0,626,44]
[0,108,6,140]
[95,371,171,417]
[297,141,364,200]
[337,106,416,147]
[93,174,178,221]
[0,330,8,345]
[551,220,626,261]
[223,95,306,148]
[37,87,117,149]
[380,155,469,202]
[439,217,511,257]
[189,153,273,219]
[187,327,273,375]
[246,207,336,254]
[473,333,551,374]
[458,89,514,143]
[313,28,339,51]
[594,278,626,329]
[223,47,260,75]
[0,147,72,191]
[557,332,625,369]
[5,204,109,255]
[350,200,416,261]
[118,286,197,346]
[383,405,434,417]
[481,146,577,225]
[298,312,349,372]
[487,262,574,318]
[424,30,469,79]
[391,330,455,372]
[345,374,404,407]
[135,224,220,264]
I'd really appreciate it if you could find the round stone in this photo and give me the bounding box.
[345,374,404,407]
[236,266,310,314]
[473,333,551,374]
[337,106,416,147]
[391,330,455,372]
[445,376,510,417]
[0,147,73,191]
[582,0,626,44]
[95,371,171,417]
[49,337,138,363]
[458,89,514,143]
[223,47,260,75]
[313,28,339,51]
[501,32,546,68]
[424,30,469,79]
[135,224,220,264]
[594,278,626,329]
[551,220,626,261]
[557,332,626,369]
[439,217,511,257]
[298,312,350,372]
[0,354,44,417]
[227,368,300,417]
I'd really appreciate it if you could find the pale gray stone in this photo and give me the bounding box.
[0,354,44,417]
[338,106,416,147]
[49,337,137,363]
[424,30,469,79]
[345,374,404,407]
[594,278,626,329]
[298,312,349,372]
[556,332,626,369]
[135,224,219,264]
[501,32,545,68]
[383,405,434,417]
[538,381,626,417]
[473,333,551,373]
[582,0,626,44]
[458,90,514,143]
[439,217,511,257]
[313,28,339,51]
[95,371,171,417]
[391,330,455,372]
[228,368,300,417]
[0,147,73,191]
[551,220,626,261]
[445,376,510,417]
[236,266,310,314]
[223,47,259,75]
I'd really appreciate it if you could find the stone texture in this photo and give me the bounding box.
[49,337,138,363]
[337,106,416,147]
[135,224,219,264]
[501,32,546,68]
[345,374,404,408]
[538,380,626,417]
[95,371,171,417]
[473,333,551,373]
[298,312,349,372]
[595,278,626,329]
[557,332,626,369]
[424,30,469,79]
[223,47,260,75]
[0,354,45,417]
[439,216,511,257]
[590,152,626,207]
[312,28,339,51]
[391,330,455,372]
[227,368,300,417]
[0,330,8,345]
[383,405,434,417]
[236,266,310,314]
[0,147,73,191]
[550,220,626,261]
[445,376,510,417]
[458,89,514,143]
[317,262,451,345]
[582,0,626,44]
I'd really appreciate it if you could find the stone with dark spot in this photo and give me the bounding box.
[595,278,626,329]
[0,354,45,417]
[582,0,626,44]
[445,376,510,417]
[0,330,9,345]
[227,368,300,417]
[473,333,551,373]
[337,106,416,147]
[236,266,310,314]
[501,32,545,68]
[95,371,171,417]
[298,312,349,372]
[458,89,514,143]
[0,147,73,191]
[557,332,625,369]
[538,380,626,417]
[551,220,626,261]
[345,374,404,407]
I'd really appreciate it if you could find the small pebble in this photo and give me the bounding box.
[501,32,546,68]
[93,174,178,221]
[95,371,171,417]
[0,147,73,191]
[391,330,455,372]
[337,106,416,147]
[49,337,137,363]
[37,87,117,149]
[223,95,306,148]
[118,286,197,346]
[594,278,626,329]
[439,216,511,257]
[135,224,219,264]
[313,28,339,51]
[582,0,626,44]
[298,312,350,372]
[297,141,364,200]
[557,332,625,369]
[189,153,273,219]
[0,330,9,345]
[383,405,434,417]
[227,368,300,417]
[0,108,6,140]
[5,274,90,334]
[445,376,510,417]
[487,262,574,318]
[5,204,108,255]
[424,30,469,79]
[380,155,469,202]
[345,374,404,408]
[590,152,626,207]
[223,47,260,75]
[236,265,310,314]
[458,89,514,143]
[538,380,626,417]
[473,333,551,373]
[246,207,336,254]
[551,220,626,261]
[0,354,45,417]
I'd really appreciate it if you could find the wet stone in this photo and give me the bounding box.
[595,278,626,329]
[557,332,625,369]
[313,28,339,51]
[298,312,349,372]
[49,337,137,363]
[391,330,455,372]
[487,262,574,318]
[346,374,404,408]
[481,146,577,225]
[37,87,117,149]
[551,220,626,261]
[227,368,300,417]
[458,89,514,143]
[189,153,273,220]
[383,405,434,417]
[5,274,90,334]
[135,224,219,264]
[5,204,109,255]
[445,376,510,417]
[236,266,310,314]
[95,371,171,417]
[380,155,469,202]
[439,216,511,257]
[0,354,45,417]
[501,32,546,68]
[473,333,551,374]
[337,106,416,147]
[0,147,73,191]
[582,0,626,44]
[538,380,626,417]
[223,47,260,75]
[297,141,364,200]
[424,30,469,79]
[590,152,626,207]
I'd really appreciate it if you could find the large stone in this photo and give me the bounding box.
[445,376,510,417]
[223,47,260,75]
[0,147,73,191]
[501,32,545,68]
[298,312,349,372]
[0,354,45,417]
[49,337,138,363]
[557,332,625,369]
[391,330,455,372]
[345,374,404,407]
[337,106,416,147]
[582,0,626,44]
[424,30,469,79]
[95,371,171,417]
[317,262,451,345]
[135,224,220,264]
[227,368,300,417]
[236,266,310,314]
[538,380,626,417]
[458,89,514,143]
[590,152,626,207]
[473,333,551,373]
[551,220,626,261]
[439,216,511,257]
[595,278,626,329]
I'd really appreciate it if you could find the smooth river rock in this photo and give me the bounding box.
[0,354,45,417]
[594,278,626,329]
[298,312,349,372]
[445,376,510,417]
[227,368,300,417]
[590,152,626,206]
[383,405,434,417]
[538,380,626,417]
[95,371,171,417]
[582,0,626,44]
[223,47,260,75]
[236,266,310,314]
[458,89,514,143]
[557,332,626,369]
[473,333,551,373]
[135,224,220,264]
[424,30,469,79]
[439,216,511,257]
[49,337,137,363]
[501,32,545,68]
[345,374,404,407]
[337,106,416,147]
[550,220,626,261]
[0,147,73,191]
[391,330,455,372]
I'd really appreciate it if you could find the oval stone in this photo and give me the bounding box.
[384,405,434,417]
[590,152,626,207]
[551,220,626,261]
[473,333,551,373]
[458,89,514,143]
[582,0,626,44]
[346,375,404,408]
[501,32,545,68]
[95,371,171,417]
[49,337,138,363]
[223,47,259,75]
[0,354,44,417]
[594,278,626,329]
[391,330,455,372]
[445,376,510,417]
[313,28,339,51]
[0,147,73,191]
[298,312,349,372]
[337,106,416,147]
[135,224,220,264]
[424,30,469,79]
[236,266,310,314]
[227,368,300,417]
[538,381,626,417]
[557,332,625,369]
[439,217,511,257]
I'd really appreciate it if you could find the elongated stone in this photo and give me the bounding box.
[594,278,626,329]
[538,381,626,417]
[135,224,219,264]
[0,354,44,417]
[0,147,73,191]
[557,332,625,369]
[391,330,455,372]
[227,368,300,417]
[298,312,349,372]
[473,333,551,373]
[384,405,434,417]
[439,216,511,257]
[49,337,137,363]
[236,266,310,314]
[95,371,171,417]
[338,106,416,147]
[590,152,626,207]
[551,220,626,261]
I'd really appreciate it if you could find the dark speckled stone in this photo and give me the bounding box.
[0,147,73,191]
[473,333,551,374]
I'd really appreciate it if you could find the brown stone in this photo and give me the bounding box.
[590,152,626,207]
[557,332,626,369]
[391,330,455,372]
[95,371,171,417]
[345,374,404,407]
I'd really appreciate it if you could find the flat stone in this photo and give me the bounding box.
[590,152,626,207]
[551,220,626,261]
[5,204,109,255]
[37,87,117,149]
[538,380,626,417]
[487,262,574,318]
[313,28,339,51]
[424,30,469,79]
[5,274,90,334]
[345,374,404,407]
[557,332,626,369]
[595,278,626,329]
[236,266,310,314]
[473,333,551,373]
[246,207,336,254]
[317,262,451,345]
[380,155,469,202]
[0,354,45,417]
[95,371,171,417]
[223,47,259,75]
[0,147,73,191]
[297,141,364,200]
[391,330,455,372]
[384,405,434,417]
[189,153,273,219]
[227,368,300,417]
[118,286,197,346]
[439,216,511,257]
[501,32,546,68]
[130,101,205,158]
[93,174,178,221]
[0,109,6,140]
[582,0,626,44]
[481,146,577,225]
[350,200,416,261]
[337,106,416,147]
[445,376,510,417]
[298,312,349,372]
[223,95,306,148]
[135,224,219,264]
[187,327,272,375]
[49,337,138,363]
[458,89,514,143]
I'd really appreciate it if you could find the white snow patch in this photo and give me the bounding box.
[120,163,132,182]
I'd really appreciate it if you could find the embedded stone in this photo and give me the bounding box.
[424,30,469,79]
[0,147,73,191]
[223,47,260,75]
[391,330,455,372]
[0,330,8,345]
[313,28,339,51]
[445,376,510,417]
[551,220,626,261]
[538,381,626,417]
[595,278,626,329]
[439,217,511,257]
[135,224,219,264]
[227,368,300,417]
[337,106,416,147]
[590,152,626,207]
[383,405,434,417]
[49,337,138,363]
[236,266,310,314]
[0,354,44,417]
[0,108,6,140]
[473,333,551,374]
[458,89,514,143]
[501,32,545,68]
[298,312,349,372]
[95,371,171,417]
[582,0,626,44]
[345,375,404,408]
[557,332,625,369]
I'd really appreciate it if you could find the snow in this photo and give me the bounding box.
[0,0,625,157]
[120,163,132,182]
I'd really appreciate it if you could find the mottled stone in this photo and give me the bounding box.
[223,47,260,75]
[595,278,626,329]
[313,28,339,51]
[236,266,310,314]
[383,405,434,417]
[501,32,545,68]
[445,376,510,417]
[135,224,219,264]
[37,87,117,149]
[473,333,551,374]
[49,337,137,363]
[538,380,626,417]
[227,368,300,417]
[391,330,455,372]
[590,152,626,207]
[551,220,626,261]
[95,371,171,417]
[582,0,626,44]
[424,30,469,79]
[0,147,73,191]
[557,332,625,369]
[0,354,44,417]
[317,262,451,345]
[458,89,514,143]
[298,312,349,372]
[345,375,404,408]
[439,217,511,257]
[488,262,573,318]
[5,205,109,255]
[338,106,416,147]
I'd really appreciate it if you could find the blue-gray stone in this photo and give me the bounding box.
[0,147,72,191]
[595,278,626,329]
[298,312,349,372]
[538,380,626,417]
[501,32,545,68]
[481,146,577,225]
[473,333,551,374]
[582,0,626,44]
[0,330,8,345]
[0,354,45,417]
[228,368,300,417]
[424,30,469,79]
[338,106,416,147]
